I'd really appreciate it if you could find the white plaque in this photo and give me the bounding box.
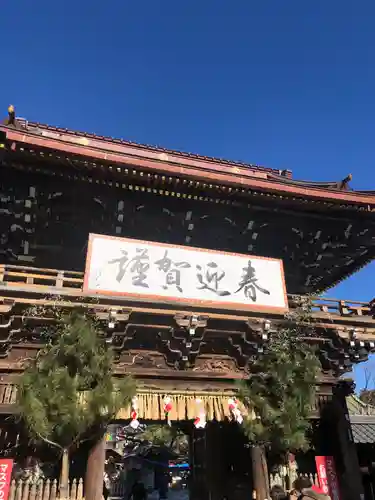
[83,234,288,312]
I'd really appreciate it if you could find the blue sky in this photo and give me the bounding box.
[2,0,374,389]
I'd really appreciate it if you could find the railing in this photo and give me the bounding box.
[8,474,318,500]
[9,474,318,500]
[0,265,83,291]
[9,478,84,500]
[306,296,373,317]
[110,481,126,498]
[0,264,373,318]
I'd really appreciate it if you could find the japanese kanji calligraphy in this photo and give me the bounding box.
[84,234,288,312]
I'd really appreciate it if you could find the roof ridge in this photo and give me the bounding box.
[350,394,369,407]
[26,121,291,177]
[349,394,375,412]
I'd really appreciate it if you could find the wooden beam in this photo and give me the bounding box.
[0,263,374,326]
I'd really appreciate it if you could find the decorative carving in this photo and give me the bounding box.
[227,332,261,368]
[138,314,208,369]
[174,313,209,332]
[0,315,23,358]
[317,329,370,376]
[246,318,277,341]
[193,356,242,374]
[94,307,132,344]
[245,318,264,335]
[0,300,16,314]
[370,298,375,317]
[113,350,168,370]
[93,307,132,324]
[158,326,205,370]
[110,324,137,352]
[0,289,374,376]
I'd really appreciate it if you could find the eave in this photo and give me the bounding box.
[1,122,375,296]
[1,153,375,295]
[2,124,375,209]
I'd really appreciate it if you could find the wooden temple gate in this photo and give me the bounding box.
[1,110,375,500]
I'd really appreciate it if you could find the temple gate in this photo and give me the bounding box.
[1,109,375,500]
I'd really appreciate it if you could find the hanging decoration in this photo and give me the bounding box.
[193,398,206,429]
[163,396,173,426]
[228,397,243,424]
[130,396,140,429]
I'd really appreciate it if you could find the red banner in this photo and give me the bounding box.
[315,456,341,500]
[0,459,13,500]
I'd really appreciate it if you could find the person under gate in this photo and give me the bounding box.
[291,477,331,500]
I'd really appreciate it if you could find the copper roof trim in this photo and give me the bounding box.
[2,124,375,207]
[27,121,290,177]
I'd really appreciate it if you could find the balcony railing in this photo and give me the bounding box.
[0,263,374,319]
[0,264,83,291]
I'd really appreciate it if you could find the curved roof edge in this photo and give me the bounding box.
[3,119,291,178]
[347,394,375,416]
[2,121,375,207]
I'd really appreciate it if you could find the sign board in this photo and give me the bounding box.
[0,459,13,500]
[315,456,341,500]
[83,234,288,312]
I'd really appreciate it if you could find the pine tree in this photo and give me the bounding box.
[138,424,189,456]
[17,311,136,498]
[238,301,321,497]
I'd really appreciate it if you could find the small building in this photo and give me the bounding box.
[347,395,375,500]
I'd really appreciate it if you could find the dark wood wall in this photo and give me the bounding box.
[1,167,374,294]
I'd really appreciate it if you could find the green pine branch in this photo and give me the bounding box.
[138,425,189,456]
[18,311,136,451]
[238,301,320,453]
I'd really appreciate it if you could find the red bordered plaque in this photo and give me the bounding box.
[83,234,289,313]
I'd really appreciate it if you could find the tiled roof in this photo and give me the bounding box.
[3,120,375,205]
[347,396,375,444]
[351,423,375,444]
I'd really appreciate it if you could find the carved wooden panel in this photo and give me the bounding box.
[0,299,374,376]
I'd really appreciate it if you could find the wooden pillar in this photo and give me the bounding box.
[206,423,223,500]
[251,446,270,500]
[189,427,208,500]
[333,385,364,500]
[319,384,364,500]
[59,449,70,500]
[85,435,106,500]
[286,453,298,491]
